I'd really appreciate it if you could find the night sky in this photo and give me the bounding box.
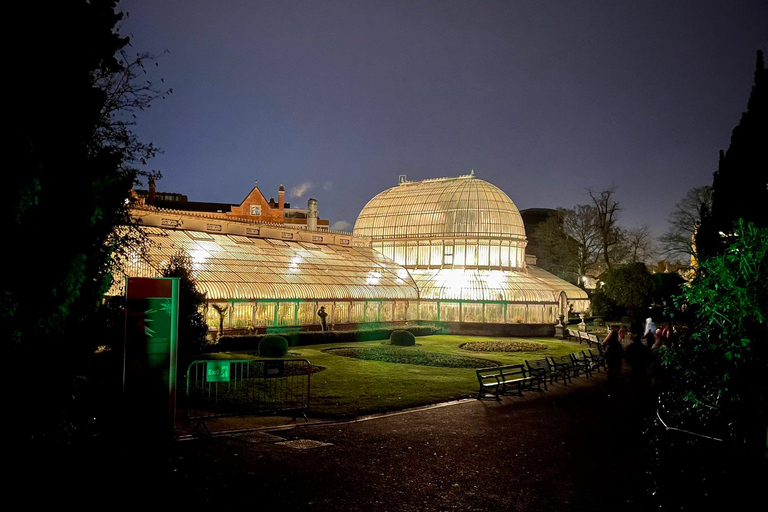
[120,0,766,242]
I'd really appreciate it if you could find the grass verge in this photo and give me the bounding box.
[206,334,585,418]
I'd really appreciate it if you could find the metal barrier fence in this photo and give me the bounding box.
[184,359,312,428]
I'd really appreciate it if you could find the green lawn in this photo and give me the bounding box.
[213,334,586,418]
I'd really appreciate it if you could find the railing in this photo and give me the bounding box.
[184,359,312,430]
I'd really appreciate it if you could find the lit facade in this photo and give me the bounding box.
[115,173,588,332]
[354,173,589,324]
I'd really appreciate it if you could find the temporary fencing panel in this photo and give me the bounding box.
[184,359,312,422]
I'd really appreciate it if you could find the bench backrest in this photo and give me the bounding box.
[477,364,526,379]
[526,358,550,373]
[498,364,527,379]
[570,352,587,362]
[548,355,571,368]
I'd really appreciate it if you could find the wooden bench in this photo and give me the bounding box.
[476,364,540,400]
[547,356,573,385]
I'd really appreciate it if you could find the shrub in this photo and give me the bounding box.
[214,326,438,351]
[258,335,288,358]
[389,330,415,346]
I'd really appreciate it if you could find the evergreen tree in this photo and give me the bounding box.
[161,252,210,363]
[698,50,768,256]
[6,1,167,444]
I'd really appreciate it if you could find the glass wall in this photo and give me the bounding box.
[380,301,393,322]
[440,302,460,322]
[350,301,366,323]
[406,302,419,321]
[365,301,380,322]
[394,301,408,321]
[419,301,438,321]
[277,302,296,326]
[231,302,253,328]
[297,301,316,325]
[254,302,275,327]
[507,304,527,323]
[333,302,349,324]
[527,305,544,324]
[202,298,559,328]
[461,303,483,323]
[484,303,504,324]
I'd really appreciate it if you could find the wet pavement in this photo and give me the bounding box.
[19,371,660,510]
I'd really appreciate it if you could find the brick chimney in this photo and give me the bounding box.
[148,176,156,205]
[278,184,285,211]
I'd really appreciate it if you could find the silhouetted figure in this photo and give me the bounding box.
[602,326,623,395]
[644,329,655,347]
[625,333,652,391]
[317,306,328,331]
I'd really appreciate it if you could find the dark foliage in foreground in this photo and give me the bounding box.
[6,1,168,446]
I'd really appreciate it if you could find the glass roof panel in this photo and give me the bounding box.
[114,226,420,301]
[354,175,526,240]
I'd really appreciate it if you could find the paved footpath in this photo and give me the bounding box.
[22,372,657,511]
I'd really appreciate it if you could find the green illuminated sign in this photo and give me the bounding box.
[206,361,231,382]
[124,277,180,438]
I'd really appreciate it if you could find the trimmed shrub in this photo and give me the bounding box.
[390,330,416,346]
[214,325,438,352]
[258,335,288,358]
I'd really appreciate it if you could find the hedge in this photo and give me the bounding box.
[389,330,416,346]
[211,326,438,353]
[258,335,289,357]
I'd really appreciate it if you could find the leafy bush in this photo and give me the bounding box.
[389,330,416,346]
[258,335,288,358]
[658,221,767,465]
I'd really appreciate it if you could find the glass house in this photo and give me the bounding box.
[353,172,589,325]
[115,173,588,332]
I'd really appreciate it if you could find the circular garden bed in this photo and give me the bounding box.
[324,347,498,368]
[459,340,548,352]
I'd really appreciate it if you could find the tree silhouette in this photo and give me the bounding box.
[161,252,209,361]
[698,50,767,256]
[588,186,624,270]
[6,0,168,444]
[659,185,712,264]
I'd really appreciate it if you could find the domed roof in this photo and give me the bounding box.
[353,174,526,240]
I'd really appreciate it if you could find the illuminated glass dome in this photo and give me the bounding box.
[354,172,526,240]
[353,172,590,319]
[354,173,528,270]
